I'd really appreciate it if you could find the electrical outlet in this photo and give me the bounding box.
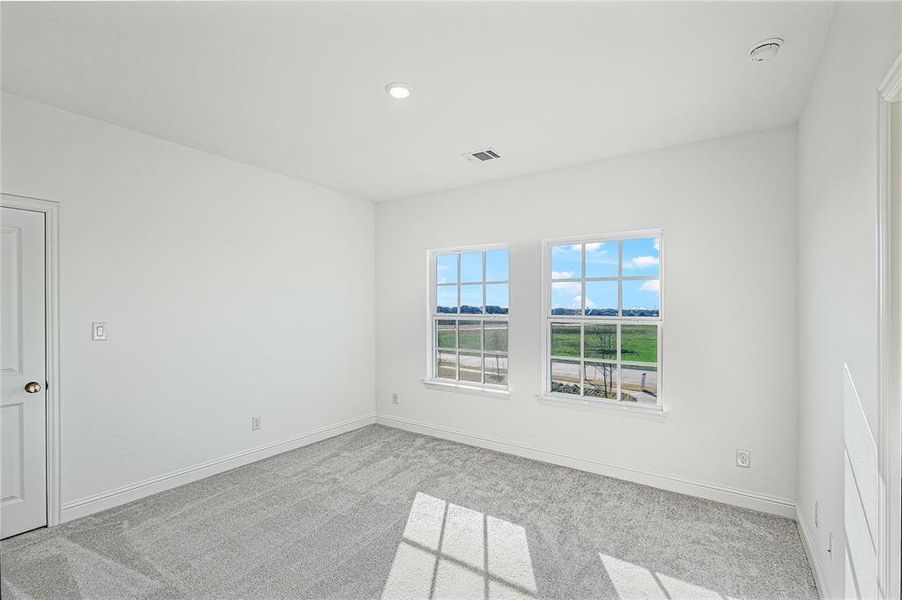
[92,321,108,341]
[251,416,262,431]
[815,501,819,528]
[735,449,751,468]
[392,392,399,405]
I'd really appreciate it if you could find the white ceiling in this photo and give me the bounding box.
[1,2,834,201]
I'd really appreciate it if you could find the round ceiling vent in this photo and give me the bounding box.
[748,38,784,63]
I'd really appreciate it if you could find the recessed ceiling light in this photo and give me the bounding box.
[385,82,411,99]
[748,38,784,63]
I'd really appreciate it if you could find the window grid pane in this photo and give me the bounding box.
[547,318,659,402]
[430,247,509,389]
[545,234,660,406]
[433,316,508,386]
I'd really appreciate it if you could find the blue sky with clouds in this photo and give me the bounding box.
[436,250,510,312]
[551,238,660,312]
[434,240,659,314]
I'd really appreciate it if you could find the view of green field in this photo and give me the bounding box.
[436,320,508,353]
[550,323,657,363]
[436,319,654,363]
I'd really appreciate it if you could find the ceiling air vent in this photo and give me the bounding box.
[462,148,501,163]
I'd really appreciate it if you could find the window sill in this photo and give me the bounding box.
[536,394,667,420]
[423,380,511,399]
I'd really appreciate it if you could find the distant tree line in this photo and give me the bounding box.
[438,305,509,314]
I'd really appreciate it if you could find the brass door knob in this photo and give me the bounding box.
[24,381,42,394]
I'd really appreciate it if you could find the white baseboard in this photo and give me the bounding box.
[376,414,797,519]
[797,506,831,599]
[60,414,376,522]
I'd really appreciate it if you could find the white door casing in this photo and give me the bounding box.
[876,51,902,600]
[1,206,47,538]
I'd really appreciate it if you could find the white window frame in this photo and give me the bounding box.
[540,229,663,414]
[425,242,510,395]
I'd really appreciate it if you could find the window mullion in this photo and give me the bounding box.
[454,318,460,382]
[579,322,585,397]
[618,241,623,317]
[482,251,487,316]
[616,323,622,401]
[581,243,586,317]
[480,320,486,384]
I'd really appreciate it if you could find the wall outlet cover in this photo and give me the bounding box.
[735,449,751,468]
[92,321,108,341]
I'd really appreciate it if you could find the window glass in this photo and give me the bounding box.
[621,325,658,364]
[584,324,617,361]
[584,281,618,316]
[486,249,509,281]
[430,247,509,390]
[458,321,482,351]
[460,252,483,283]
[484,355,508,385]
[460,285,483,314]
[622,237,660,277]
[551,244,582,279]
[550,360,581,395]
[621,365,658,406]
[436,254,458,284]
[622,280,659,317]
[551,281,582,315]
[550,323,580,357]
[436,350,456,380]
[436,320,456,349]
[585,241,618,278]
[459,352,482,383]
[544,233,662,408]
[437,286,457,314]
[584,362,618,400]
[484,322,508,353]
[486,284,509,314]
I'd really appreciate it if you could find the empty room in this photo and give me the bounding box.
[1,1,901,599]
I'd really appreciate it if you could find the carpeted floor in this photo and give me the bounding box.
[0,424,817,599]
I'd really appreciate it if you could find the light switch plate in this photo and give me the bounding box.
[92,321,108,341]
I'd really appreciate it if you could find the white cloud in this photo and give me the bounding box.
[553,281,581,294]
[625,255,660,269]
[653,238,660,252]
[585,242,603,252]
[552,270,576,279]
[639,280,660,293]
[575,295,596,308]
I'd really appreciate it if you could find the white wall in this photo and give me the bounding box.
[796,3,901,597]
[1,93,376,517]
[375,126,799,515]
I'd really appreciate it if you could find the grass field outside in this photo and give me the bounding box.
[550,323,657,364]
[436,320,508,353]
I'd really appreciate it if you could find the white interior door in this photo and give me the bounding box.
[1,206,47,538]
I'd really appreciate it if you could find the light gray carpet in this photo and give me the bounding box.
[0,424,816,599]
